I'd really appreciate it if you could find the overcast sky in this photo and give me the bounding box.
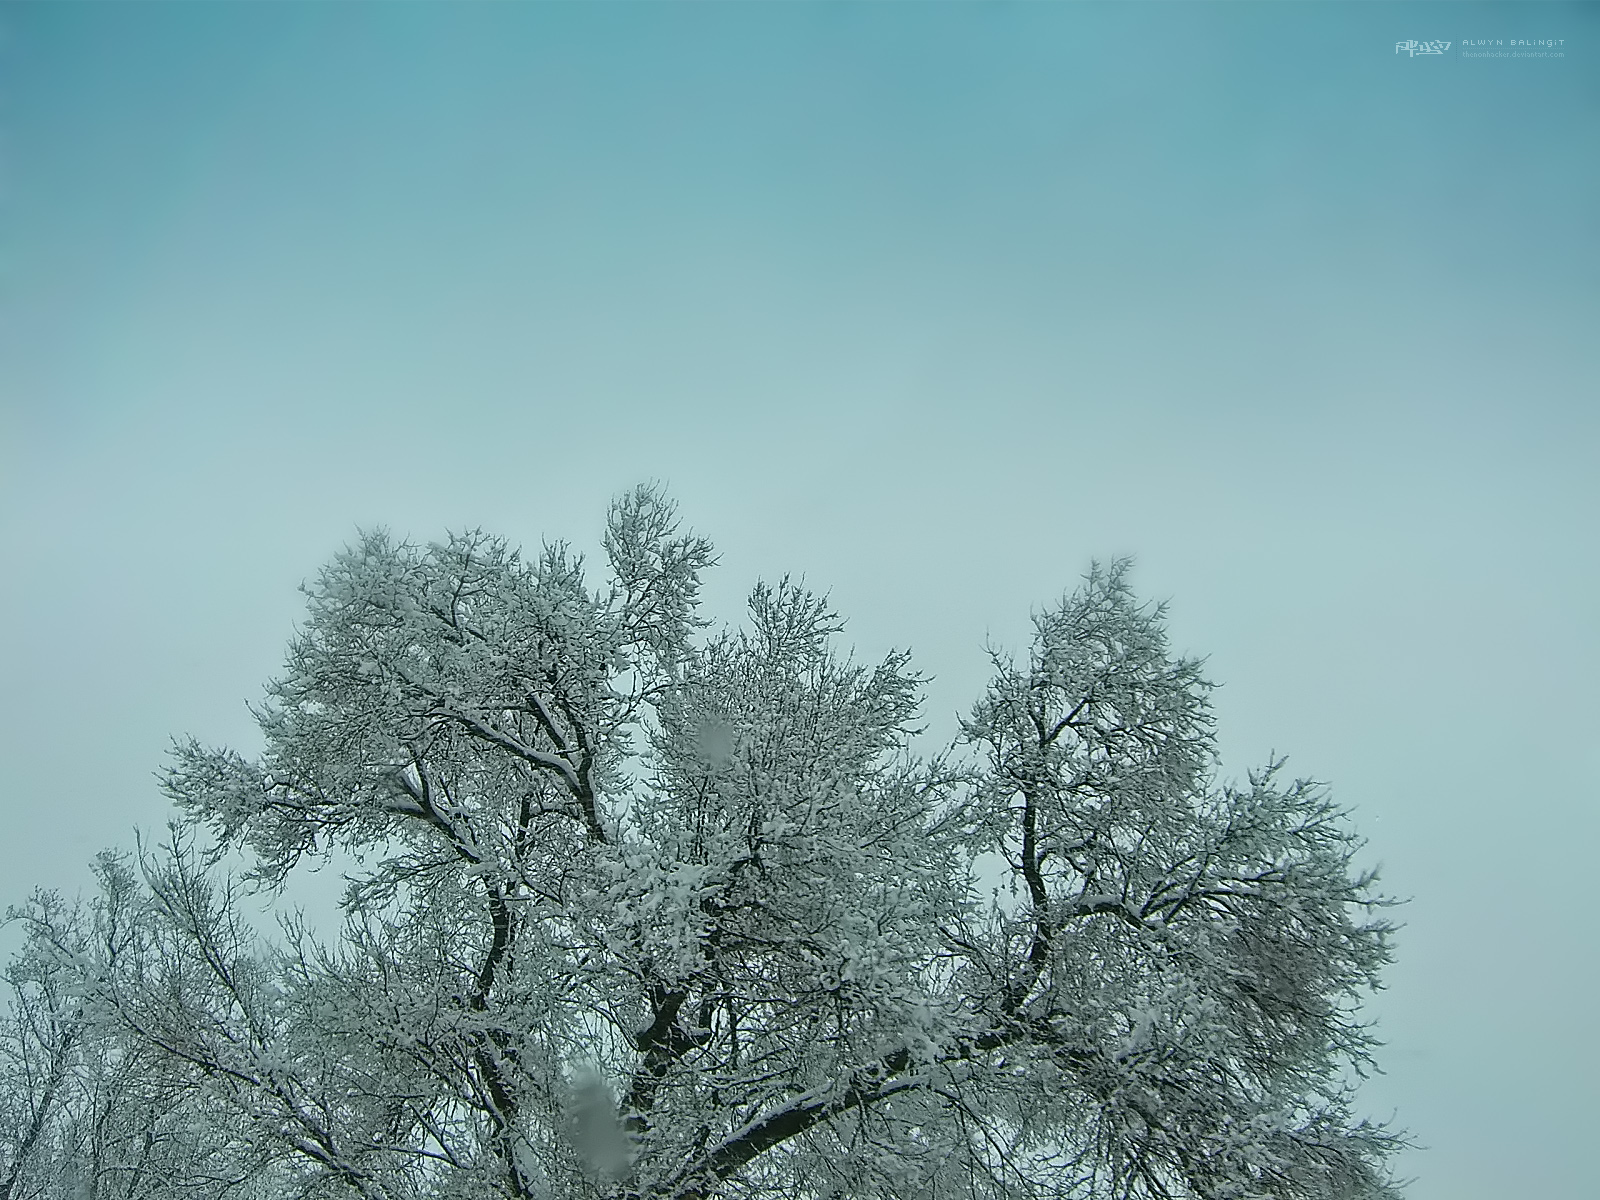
[2,3,1596,1196]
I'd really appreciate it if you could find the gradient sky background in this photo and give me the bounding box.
[2,3,1596,1196]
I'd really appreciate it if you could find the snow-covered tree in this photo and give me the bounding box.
[2,487,1403,1199]
[2,855,280,1200]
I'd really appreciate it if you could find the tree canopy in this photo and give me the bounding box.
[1,487,1402,1200]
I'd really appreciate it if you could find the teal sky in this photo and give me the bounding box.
[2,4,1596,1196]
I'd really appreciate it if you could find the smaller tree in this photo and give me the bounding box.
[2,854,278,1200]
[1,888,81,1200]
